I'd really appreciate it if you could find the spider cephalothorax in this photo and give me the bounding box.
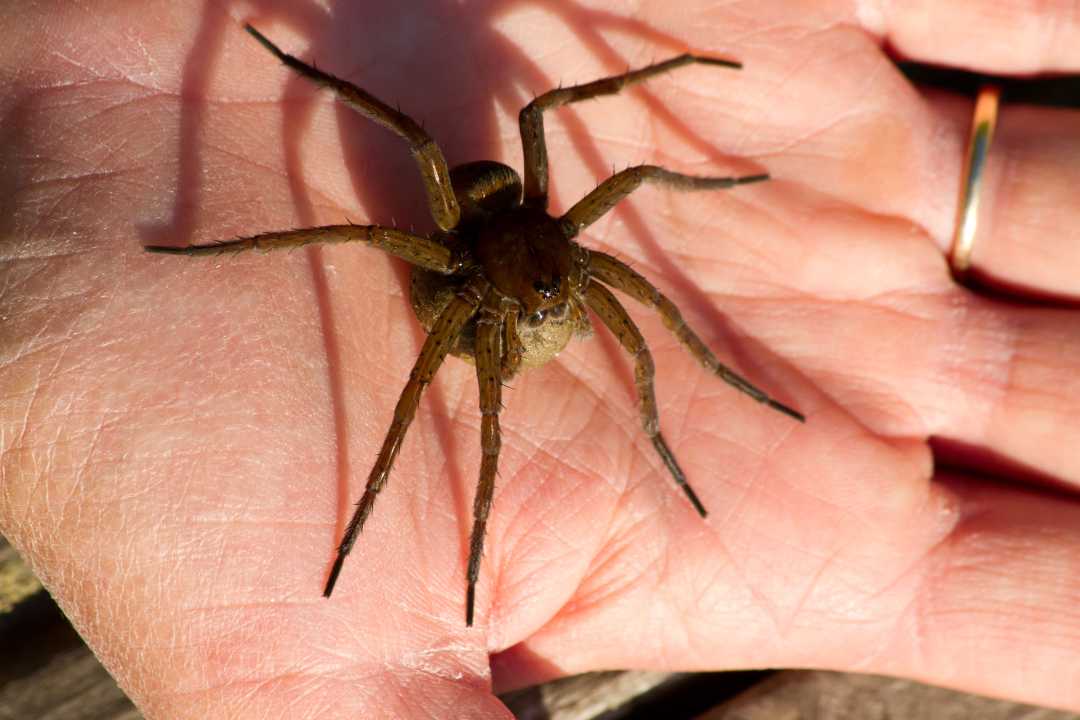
[148,25,804,626]
[411,159,591,375]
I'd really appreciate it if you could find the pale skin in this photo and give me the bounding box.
[1,2,1080,719]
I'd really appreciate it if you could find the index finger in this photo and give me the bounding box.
[858,0,1080,73]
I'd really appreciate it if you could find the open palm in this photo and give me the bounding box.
[2,1,1079,718]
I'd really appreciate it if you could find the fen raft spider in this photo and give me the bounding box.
[147,24,805,626]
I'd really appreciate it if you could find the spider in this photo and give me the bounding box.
[147,24,804,627]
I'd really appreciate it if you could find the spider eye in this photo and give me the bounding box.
[532,277,561,300]
[524,310,546,328]
[548,302,568,320]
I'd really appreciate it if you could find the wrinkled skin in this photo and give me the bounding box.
[3,1,1080,718]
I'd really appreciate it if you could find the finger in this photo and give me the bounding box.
[838,292,1080,489]
[915,90,1080,300]
[858,0,1080,72]
[884,474,1080,706]
[754,254,1080,488]
[935,297,1080,487]
[964,102,1080,299]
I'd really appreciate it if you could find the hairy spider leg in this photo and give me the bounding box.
[146,225,458,272]
[245,24,462,231]
[519,53,742,206]
[465,291,508,626]
[588,251,804,422]
[584,280,708,517]
[560,166,769,238]
[500,304,525,379]
[324,278,488,597]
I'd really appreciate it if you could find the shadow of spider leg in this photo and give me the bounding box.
[588,250,804,422]
[465,291,509,626]
[324,277,488,598]
[145,225,458,273]
[519,53,742,206]
[244,24,461,231]
[584,279,708,517]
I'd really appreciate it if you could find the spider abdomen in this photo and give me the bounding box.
[409,266,589,373]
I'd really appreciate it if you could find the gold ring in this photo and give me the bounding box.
[950,84,1001,276]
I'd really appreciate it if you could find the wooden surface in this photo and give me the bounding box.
[501,671,675,720]
[0,535,40,614]
[0,624,141,720]
[701,671,1080,720]
[1,536,139,720]
[3,535,1077,720]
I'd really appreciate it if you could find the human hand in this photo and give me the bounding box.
[1,1,1078,718]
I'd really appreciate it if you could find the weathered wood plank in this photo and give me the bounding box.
[0,630,141,720]
[700,670,1080,720]
[501,671,675,719]
[0,535,41,614]
[1,535,141,719]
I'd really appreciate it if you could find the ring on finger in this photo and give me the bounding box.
[950,84,1001,277]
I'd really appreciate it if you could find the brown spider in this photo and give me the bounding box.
[147,24,804,626]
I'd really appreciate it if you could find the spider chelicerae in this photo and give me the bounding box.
[148,24,804,626]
